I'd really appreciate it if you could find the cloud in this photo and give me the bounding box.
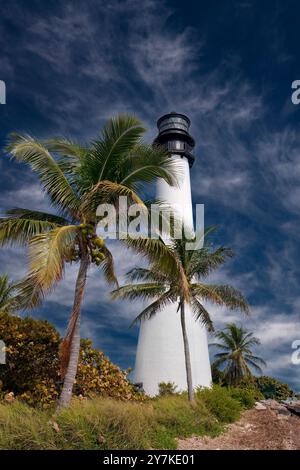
[0,183,50,214]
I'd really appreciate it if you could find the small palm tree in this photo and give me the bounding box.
[112,232,249,402]
[0,115,178,409]
[211,323,266,385]
[0,274,17,312]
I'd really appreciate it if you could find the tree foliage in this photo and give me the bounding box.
[112,230,249,401]
[0,312,139,407]
[255,376,293,400]
[0,275,17,312]
[211,323,266,385]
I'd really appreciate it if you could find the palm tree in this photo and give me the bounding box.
[0,115,178,409]
[211,323,266,385]
[0,274,17,312]
[112,233,249,402]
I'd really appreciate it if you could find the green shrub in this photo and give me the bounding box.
[0,312,60,407]
[0,313,139,407]
[229,387,263,409]
[196,385,242,423]
[234,375,293,402]
[255,376,293,401]
[158,382,178,396]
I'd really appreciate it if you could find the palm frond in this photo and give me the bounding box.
[6,134,80,218]
[209,342,231,350]
[45,138,88,188]
[45,138,88,159]
[212,356,229,368]
[5,208,69,224]
[28,225,79,291]
[0,274,17,312]
[244,357,265,373]
[131,289,176,326]
[244,354,267,366]
[80,115,145,188]
[119,144,180,190]
[12,273,45,310]
[111,283,166,302]
[80,180,145,216]
[192,283,250,314]
[123,236,176,275]
[101,245,118,286]
[126,267,168,283]
[190,297,214,332]
[187,246,234,279]
[0,210,65,247]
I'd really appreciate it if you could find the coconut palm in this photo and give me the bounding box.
[211,323,266,385]
[112,233,249,402]
[0,274,17,312]
[0,115,178,409]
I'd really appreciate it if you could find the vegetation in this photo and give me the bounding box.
[255,376,293,401]
[211,323,266,385]
[197,385,242,423]
[0,275,17,312]
[230,376,293,401]
[0,386,249,450]
[0,115,178,408]
[0,312,138,407]
[158,382,178,396]
[112,232,249,402]
[228,386,263,408]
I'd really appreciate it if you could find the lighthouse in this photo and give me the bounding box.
[133,112,212,396]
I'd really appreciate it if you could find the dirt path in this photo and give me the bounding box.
[178,408,300,450]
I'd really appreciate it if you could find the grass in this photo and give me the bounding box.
[0,386,250,450]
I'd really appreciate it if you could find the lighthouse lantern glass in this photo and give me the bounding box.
[158,116,189,133]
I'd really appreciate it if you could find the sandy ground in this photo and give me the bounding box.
[178,408,300,450]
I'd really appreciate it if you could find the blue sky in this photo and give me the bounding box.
[1,0,300,389]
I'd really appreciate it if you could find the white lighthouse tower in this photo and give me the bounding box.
[133,112,212,396]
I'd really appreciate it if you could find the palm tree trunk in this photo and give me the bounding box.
[180,299,195,402]
[57,252,89,410]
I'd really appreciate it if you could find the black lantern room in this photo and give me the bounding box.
[153,112,195,167]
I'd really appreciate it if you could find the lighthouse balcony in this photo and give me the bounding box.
[159,140,195,167]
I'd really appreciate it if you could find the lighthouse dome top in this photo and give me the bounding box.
[157,112,191,134]
[154,112,196,167]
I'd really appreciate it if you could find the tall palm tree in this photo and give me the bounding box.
[211,323,266,385]
[0,274,17,312]
[112,233,249,402]
[0,115,178,409]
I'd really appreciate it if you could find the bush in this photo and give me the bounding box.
[229,387,263,409]
[0,312,60,406]
[158,382,178,396]
[231,375,293,402]
[211,365,225,385]
[74,339,138,401]
[0,312,139,406]
[196,385,242,423]
[255,376,293,401]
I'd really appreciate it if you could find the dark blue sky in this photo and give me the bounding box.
[1,0,300,389]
